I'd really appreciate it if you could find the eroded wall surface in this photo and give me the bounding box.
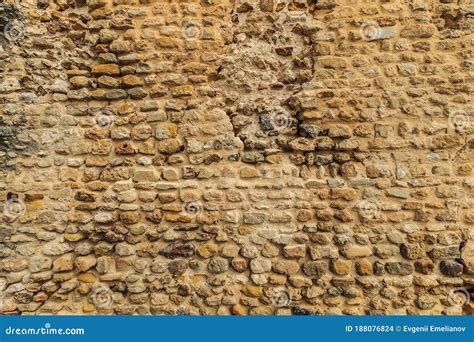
[0,0,473,315]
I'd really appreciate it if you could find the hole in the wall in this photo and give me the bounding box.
[220,0,320,160]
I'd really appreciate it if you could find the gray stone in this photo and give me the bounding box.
[298,124,321,138]
[168,260,187,275]
[160,243,195,259]
[242,152,265,163]
[439,260,463,277]
[385,262,414,276]
[208,257,229,274]
[302,261,327,278]
[259,114,274,131]
[243,212,266,224]
[386,189,409,199]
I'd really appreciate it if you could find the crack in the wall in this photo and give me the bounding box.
[217,3,317,154]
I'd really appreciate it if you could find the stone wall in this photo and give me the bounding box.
[0,0,473,315]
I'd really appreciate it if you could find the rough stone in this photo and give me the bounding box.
[208,257,229,274]
[400,243,426,260]
[273,260,300,275]
[302,261,327,278]
[385,262,414,276]
[439,260,463,277]
[74,256,97,273]
[341,245,373,259]
[330,259,351,276]
[249,258,272,274]
[282,244,306,259]
[160,243,195,259]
